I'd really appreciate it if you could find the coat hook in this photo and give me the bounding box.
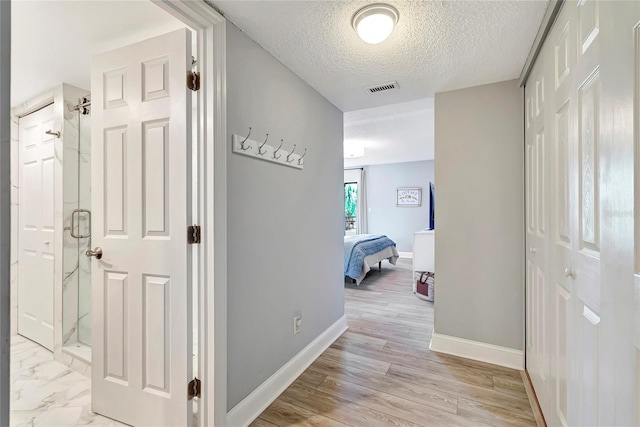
[257,133,269,156]
[297,148,307,165]
[46,129,61,138]
[273,139,284,160]
[286,144,297,163]
[239,127,252,151]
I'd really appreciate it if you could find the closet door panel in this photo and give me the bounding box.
[526,56,551,401]
[528,1,640,425]
[600,0,640,424]
[576,71,601,311]
[547,6,578,425]
[574,2,603,424]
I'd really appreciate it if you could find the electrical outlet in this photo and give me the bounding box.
[293,311,302,334]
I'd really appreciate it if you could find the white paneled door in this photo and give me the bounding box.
[526,1,640,425]
[90,29,193,427]
[525,49,549,398]
[18,103,56,351]
[547,3,578,425]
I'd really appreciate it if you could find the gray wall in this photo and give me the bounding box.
[0,2,9,423]
[364,161,434,252]
[226,23,344,410]
[434,80,524,350]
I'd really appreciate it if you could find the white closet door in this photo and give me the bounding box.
[525,54,550,398]
[572,1,602,424]
[18,103,56,351]
[526,1,640,425]
[599,1,640,424]
[90,28,193,427]
[547,3,578,425]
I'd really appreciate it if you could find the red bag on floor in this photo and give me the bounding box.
[415,271,435,302]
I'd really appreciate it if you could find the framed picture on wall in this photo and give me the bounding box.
[397,187,421,207]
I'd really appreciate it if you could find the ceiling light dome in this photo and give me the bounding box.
[352,3,399,45]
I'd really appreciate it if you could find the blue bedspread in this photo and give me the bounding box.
[344,234,396,279]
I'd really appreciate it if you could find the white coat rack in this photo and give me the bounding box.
[232,128,306,170]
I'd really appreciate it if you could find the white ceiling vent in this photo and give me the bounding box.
[365,81,400,94]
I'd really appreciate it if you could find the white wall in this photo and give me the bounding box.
[0,1,9,423]
[225,23,344,410]
[363,161,434,252]
[434,80,524,350]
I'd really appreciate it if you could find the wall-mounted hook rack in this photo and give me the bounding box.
[232,132,305,170]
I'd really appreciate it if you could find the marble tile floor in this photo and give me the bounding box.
[10,335,128,427]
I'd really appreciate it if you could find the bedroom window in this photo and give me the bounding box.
[345,182,358,236]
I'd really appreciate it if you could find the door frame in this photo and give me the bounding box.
[0,3,8,424]
[152,2,227,426]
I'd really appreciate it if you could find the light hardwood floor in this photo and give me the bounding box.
[252,258,536,427]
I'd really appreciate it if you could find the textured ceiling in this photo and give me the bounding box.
[344,98,433,168]
[210,0,549,112]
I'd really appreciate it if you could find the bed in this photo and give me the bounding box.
[344,234,399,285]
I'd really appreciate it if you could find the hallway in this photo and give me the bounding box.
[253,259,538,426]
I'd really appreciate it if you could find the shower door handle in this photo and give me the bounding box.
[70,209,91,238]
[86,247,102,260]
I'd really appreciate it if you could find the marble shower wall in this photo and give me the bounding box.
[60,85,92,351]
[61,90,80,350]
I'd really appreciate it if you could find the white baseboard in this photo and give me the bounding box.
[429,332,524,370]
[398,251,413,259]
[226,315,348,427]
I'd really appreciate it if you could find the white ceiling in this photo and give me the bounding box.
[11,0,186,107]
[209,0,549,112]
[344,97,433,168]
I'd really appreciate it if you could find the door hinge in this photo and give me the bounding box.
[188,225,201,244]
[188,57,200,91]
[188,377,201,400]
[187,71,200,91]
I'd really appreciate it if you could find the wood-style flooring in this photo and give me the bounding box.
[252,258,537,427]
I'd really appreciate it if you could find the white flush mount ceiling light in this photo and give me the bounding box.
[352,3,399,45]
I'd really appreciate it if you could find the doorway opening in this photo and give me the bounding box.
[10,1,202,426]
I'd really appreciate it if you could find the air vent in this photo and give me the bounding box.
[365,81,400,94]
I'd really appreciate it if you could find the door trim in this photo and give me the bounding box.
[0,4,9,424]
[152,2,227,426]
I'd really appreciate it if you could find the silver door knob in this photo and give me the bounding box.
[564,267,575,278]
[86,247,103,260]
